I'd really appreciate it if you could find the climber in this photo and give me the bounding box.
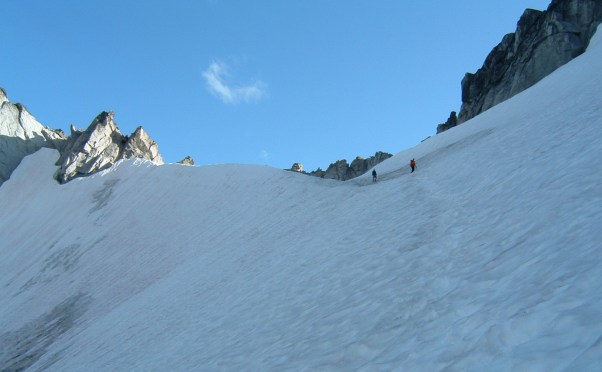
[372,169,377,182]
[410,158,416,173]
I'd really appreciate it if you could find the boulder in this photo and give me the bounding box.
[177,156,195,166]
[290,163,303,172]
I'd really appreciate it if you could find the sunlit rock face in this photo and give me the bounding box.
[0,88,66,186]
[1,87,165,186]
[123,126,163,165]
[56,111,164,183]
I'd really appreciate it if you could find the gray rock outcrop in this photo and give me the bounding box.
[123,126,163,164]
[457,0,602,124]
[177,156,195,166]
[290,163,303,172]
[0,88,66,186]
[309,151,392,181]
[436,111,458,134]
[55,111,164,183]
[1,87,166,186]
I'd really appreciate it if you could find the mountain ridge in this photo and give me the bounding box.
[437,0,602,133]
[0,92,164,186]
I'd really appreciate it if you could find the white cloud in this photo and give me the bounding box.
[202,61,266,104]
[259,150,270,160]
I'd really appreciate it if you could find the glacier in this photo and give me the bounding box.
[1,27,602,372]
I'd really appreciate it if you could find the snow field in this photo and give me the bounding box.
[1,26,602,372]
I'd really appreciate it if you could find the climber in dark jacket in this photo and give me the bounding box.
[372,169,377,182]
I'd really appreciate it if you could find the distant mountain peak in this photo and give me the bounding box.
[0,90,66,185]
[0,87,8,104]
[0,88,164,186]
[55,110,164,183]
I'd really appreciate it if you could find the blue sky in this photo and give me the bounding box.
[2,0,551,171]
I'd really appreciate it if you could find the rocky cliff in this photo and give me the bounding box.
[0,88,66,185]
[55,111,164,183]
[436,111,458,134]
[304,151,393,181]
[441,0,602,131]
[0,88,164,186]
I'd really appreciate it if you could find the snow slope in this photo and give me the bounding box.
[1,28,602,372]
